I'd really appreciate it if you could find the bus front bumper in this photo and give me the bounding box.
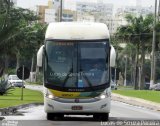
[44,97,111,114]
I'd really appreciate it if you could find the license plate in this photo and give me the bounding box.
[71,106,83,110]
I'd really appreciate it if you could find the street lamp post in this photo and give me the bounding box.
[150,0,158,88]
[158,0,160,21]
[124,56,127,86]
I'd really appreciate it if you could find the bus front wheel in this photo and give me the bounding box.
[93,113,109,121]
[47,113,55,120]
[47,113,64,120]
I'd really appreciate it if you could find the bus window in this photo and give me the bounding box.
[45,40,110,90]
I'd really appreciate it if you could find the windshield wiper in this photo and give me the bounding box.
[78,43,94,90]
[62,52,74,87]
[62,67,73,87]
[79,63,94,90]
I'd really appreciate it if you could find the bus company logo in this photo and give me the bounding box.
[75,98,80,103]
[62,94,73,97]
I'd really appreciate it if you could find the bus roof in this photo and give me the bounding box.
[45,22,110,40]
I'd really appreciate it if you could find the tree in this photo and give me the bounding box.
[0,0,14,75]
[116,14,154,89]
[20,22,47,72]
[0,2,44,74]
[111,36,137,86]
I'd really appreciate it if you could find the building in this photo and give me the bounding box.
[111,4,154,34]
[11,0,17,5]
[45,8,57,23]
[140,6,154,16]
[44,0,58,23]
[76,1,114,33]
[116,5,154,17]
[76,2,113,17]
[36,0,59,23]
[37,5,49,23]
[62,9,77,22]
[44,0,77,23]
[120,0,154,16]
[77,2,96,13]
[77,12,95,22]
[107,16,127,34]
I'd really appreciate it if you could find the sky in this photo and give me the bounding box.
[17,0,155,11]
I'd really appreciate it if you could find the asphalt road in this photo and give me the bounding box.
[1,101,160,126]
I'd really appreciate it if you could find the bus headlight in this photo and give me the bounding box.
[45,89,54,99]
[48,94,54,99]
[97,90,111,100]
[100,94,106,99]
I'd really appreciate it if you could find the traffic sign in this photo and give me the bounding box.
[17,66,30,80]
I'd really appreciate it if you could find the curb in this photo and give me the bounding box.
[0,103,44,116]
[111,93,160,111]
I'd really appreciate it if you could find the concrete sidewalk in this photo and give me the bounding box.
[111,93,160,111]
[25,85,43,92]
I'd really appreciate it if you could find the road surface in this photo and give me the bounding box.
[1,100,160,126]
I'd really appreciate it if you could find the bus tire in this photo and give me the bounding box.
[47,113,64,120]
[101,113,109,121]
[47,113,56,120]
[56,114,64,120]
[93,113,109,121]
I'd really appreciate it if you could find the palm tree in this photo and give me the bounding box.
[116,14,153,89]
[111,35,137,86]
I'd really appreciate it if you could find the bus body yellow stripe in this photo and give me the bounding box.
[49,89,81,98]
[48,88,104,99]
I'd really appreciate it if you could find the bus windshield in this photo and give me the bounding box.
[45,40,110,91]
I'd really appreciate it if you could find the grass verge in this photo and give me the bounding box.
[0,88,43,108]
[112,90,160,103]
[25,81,42,85]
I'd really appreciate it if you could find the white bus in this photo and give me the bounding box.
[37,22,116,121]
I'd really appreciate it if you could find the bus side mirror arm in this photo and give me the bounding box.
[110,45,116,67]
[37,45,44,67]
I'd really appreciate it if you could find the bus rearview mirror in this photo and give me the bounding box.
[37,45,44,67]
[110,46,116,67]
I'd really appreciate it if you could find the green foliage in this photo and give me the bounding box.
[117,14,153,44]
[0,0,47,74]
[0,78,14,95]
[113,90,160,103]
[36,72,43,85]
[0,88,43,108]
[7,68,16,75]
[19,22,47,59]
[114,14,154,88]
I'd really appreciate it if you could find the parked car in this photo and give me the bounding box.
[8,75,25,88]
[111,80,117,90]
[150,83,160,91]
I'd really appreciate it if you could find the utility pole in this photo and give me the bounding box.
[59,0,63,22]
[21,65,24,101]
[124,56,127,86]
[150,0,157,88]
[158,0,160,21]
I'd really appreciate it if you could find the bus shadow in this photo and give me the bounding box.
[53,116,100,122]
[51,116,158,122]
